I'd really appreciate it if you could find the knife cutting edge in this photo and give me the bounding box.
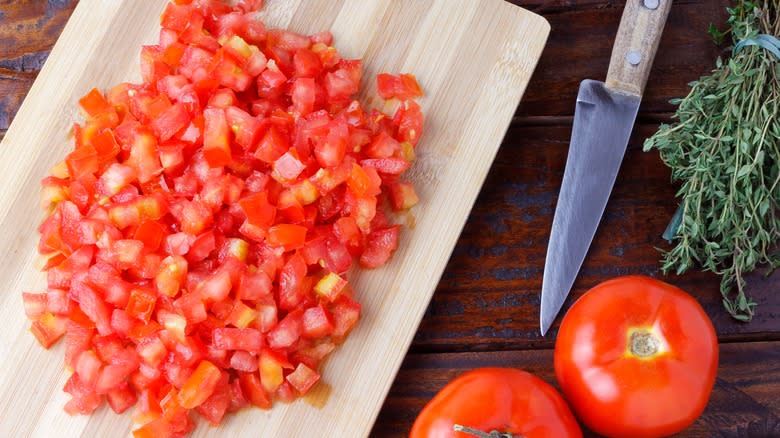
[540,0,673,336]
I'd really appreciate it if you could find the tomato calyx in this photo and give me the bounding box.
[453,424,521,438]
[629,329,662,358]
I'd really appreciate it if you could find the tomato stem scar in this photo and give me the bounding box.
[453,424,520,438]
[629,330,660,357]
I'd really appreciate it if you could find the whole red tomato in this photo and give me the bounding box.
[410,367,582,438]
[554,276,718,438]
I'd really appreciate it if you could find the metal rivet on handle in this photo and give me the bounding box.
[643,0,659,9]
[626,51,642,65]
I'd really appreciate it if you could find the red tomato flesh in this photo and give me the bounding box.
[23,0,424,434]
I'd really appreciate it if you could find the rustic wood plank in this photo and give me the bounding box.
[0,0,737,129]
[372,342,780,437]
[410,123,780,352]
[510,0,731,119]
[0,0,77,131]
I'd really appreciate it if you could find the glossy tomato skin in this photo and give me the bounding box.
[554,276,718,438]
[410,368,582,438]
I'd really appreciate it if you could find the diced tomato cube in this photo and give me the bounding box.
[203,108,232,167]
[313,272,347,302]
[389,181,420,210]
[359,225,400,269]
[229,350,258,372]
[155,255,188,297]
[238,371,271,408]
[255,298,278,333]
[266,224,307,251]
[376,73,424,100]
[278,253,307,311]
[128,131,163,183]
[239,192,276,228]
[174,292,208,325]
[136,335,168,368]
[96,163,137,197]
[254,126,289,163]
[46,288,70,315]
[22,292,48,319]
[196,270,232,302]
[212,327,263,352]
[30,313,67,349]
[302,304,335,338]
[226,300,258,329]
[151,103,190,142]
[195,372,230,426]
[63,373,102,415]
[74,281,113,336]
[330,296,361,341]
[272,150,305,183]
[76,350,102,388]
[286,362,320,395]
[177,360,221,408]
[110,309,133,338]
[267,309,303,349]
[79,88,111,117]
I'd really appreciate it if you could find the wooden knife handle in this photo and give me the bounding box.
[605,0,672,96]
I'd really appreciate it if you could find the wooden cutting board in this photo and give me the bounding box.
[0,1,549,436]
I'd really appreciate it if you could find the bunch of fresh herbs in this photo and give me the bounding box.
[644,0,780,321]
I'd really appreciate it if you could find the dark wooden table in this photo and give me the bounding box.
[2,1,778,437]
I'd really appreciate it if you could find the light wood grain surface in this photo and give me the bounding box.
[606,0,672,96]
[0,0,549,436]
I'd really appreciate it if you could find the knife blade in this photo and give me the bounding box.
[540,0,672,336]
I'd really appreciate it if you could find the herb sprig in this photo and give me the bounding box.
[644,0,780,321]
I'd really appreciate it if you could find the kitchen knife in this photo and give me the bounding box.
[540,0,672,336]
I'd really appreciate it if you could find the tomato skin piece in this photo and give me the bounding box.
[554,276,718,438]
[411,368,581,438]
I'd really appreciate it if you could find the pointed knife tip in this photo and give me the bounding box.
[539,313,552,337]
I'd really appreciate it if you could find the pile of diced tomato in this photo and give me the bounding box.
[21,0,423,436]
